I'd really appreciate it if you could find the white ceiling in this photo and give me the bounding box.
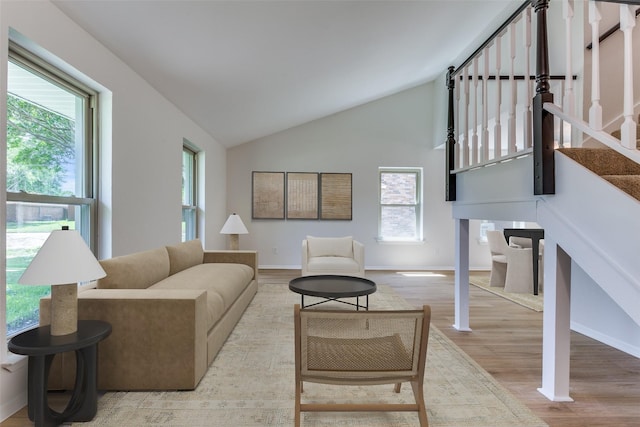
[52,0,519,147]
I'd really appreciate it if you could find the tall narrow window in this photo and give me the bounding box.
[182,144,197,241]
[378,168,422,241]
[5,45,98,337]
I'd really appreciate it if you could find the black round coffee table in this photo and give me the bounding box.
[289,275,377,310]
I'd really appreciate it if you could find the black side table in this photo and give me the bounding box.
[8,320,112,427]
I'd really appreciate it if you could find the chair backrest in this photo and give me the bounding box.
[294,305,431,385]
[486,230,509,256]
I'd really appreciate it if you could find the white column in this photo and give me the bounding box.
[588,1,602,131]
[620,4,637,150]
[453,218,471,332]
[538,239,573,402]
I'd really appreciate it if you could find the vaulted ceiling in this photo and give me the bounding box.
[53,0,518,147]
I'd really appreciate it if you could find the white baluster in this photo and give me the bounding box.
[472,57,479,164]
[482,47,490,162]
[494,33,502,159]
[463,66,470,167]
[508,21,517,154]
[563,0,575,147]
[589,1,602,131]
[620,5,637,150]
[523,6,533,149]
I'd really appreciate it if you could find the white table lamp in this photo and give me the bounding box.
[18,226,106,336]
[220,213,248,250]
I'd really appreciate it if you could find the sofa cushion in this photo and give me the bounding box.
[150,263,254,330]
[166,239,204,276]
[307,236,353,258]
[307,256,360,273]
[97,247,170,289]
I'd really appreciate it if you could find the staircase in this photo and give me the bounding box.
[558,147,640,202]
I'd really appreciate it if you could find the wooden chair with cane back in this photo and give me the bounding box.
[293,304,431,426]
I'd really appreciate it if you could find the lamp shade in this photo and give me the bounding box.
[220,213,248,235]
[19,228,106,286]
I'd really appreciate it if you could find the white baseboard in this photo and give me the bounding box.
[571,321,640,358]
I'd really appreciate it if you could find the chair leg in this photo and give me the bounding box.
[295,381,302,427]
[410,380,429,427]
[394,382,402,393]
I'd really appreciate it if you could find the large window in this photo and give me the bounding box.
[378,168,422,242]
[181,144,197,241]
[5,45,97,338]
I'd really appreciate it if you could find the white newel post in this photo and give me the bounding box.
[620,4,637,150]
[563,0,575,148]
[588,1,602,131]
[538,239,573,402]
[453,218,471,332]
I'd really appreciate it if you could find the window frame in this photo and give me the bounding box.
[5,43,98,339]
[181,143,198,242]
[377,167,423,242]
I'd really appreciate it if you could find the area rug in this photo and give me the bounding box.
[81,284,547,426]
[469,275,543,312]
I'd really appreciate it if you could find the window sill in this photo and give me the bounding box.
[375,238,425,245]
[1,352,27,373]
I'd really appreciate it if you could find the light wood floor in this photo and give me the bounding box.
[3,269,639,427]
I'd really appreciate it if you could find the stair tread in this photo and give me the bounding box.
[602,175,640,201]
[558,147,640,175]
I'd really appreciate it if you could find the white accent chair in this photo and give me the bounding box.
[486,230,533,293]
[508,236,545,292]
[301,236,365,278]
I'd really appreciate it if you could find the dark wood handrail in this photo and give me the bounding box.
[455,1,532,74]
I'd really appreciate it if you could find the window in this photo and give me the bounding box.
[378,168,422,241]
[5,45,97,338]
[182,144,197,241]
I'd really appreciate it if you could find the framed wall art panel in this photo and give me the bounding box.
[287,172,319,219]
[252,171,285,219]
[320,173,352,220]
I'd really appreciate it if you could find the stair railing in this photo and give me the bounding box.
[446,0,563,200]
[446,0,640,201]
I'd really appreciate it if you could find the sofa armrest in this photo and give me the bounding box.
[301,240,309,275]
[203,250,258,279]
[40,288,208,391]
[353,240,365,272]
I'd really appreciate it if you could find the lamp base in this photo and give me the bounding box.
[229,234,240,250]
[50,283,78,336]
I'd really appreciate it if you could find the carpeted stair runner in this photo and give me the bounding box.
[558,147,640,201]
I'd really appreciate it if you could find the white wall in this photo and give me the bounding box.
[228,82,493,270]
[0,1,228,420]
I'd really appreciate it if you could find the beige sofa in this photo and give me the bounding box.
[40,239,258,391]
[301,236,365,277]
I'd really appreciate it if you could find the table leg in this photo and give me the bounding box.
[532,239,540,295]
[27,354,57,427]
[65,345,98,421]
